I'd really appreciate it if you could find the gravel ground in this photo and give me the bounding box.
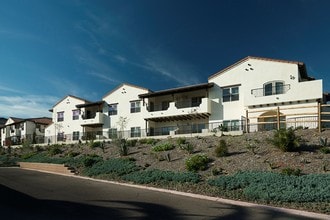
[58,128,330,177]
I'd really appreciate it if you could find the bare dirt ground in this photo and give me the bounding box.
[62,129,330,177]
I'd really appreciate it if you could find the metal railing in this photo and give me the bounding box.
[251,84,290,97]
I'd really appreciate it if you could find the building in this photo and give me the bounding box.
[45,95,93,143]
[102,83,150,139]
[44,56,328,143]
[1,117,51,147]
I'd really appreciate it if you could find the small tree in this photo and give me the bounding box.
[215,139,229,157]
[116,116,128,139]
[271,128,299,152]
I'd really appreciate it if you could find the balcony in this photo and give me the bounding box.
[246,80,322,106]
[80,112,105,126]
[251,84,290,97]
[144,98,211,122]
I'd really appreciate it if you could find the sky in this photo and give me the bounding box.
[1,0,330,119]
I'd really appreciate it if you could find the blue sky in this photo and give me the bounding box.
[1,0,330,118]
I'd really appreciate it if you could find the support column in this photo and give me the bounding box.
[277,106,280,130]
[318,102,321,133]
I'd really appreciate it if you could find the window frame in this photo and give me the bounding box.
[130,100,141,113]
[57,111,64,122]
[72,131,80,140]
[109,103,118,116]
[130,127,141,137]
[223,86,239,102]
[72,109,80,120]
[263,81,285,96]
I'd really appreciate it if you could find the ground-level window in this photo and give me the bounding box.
[130,127,141,137]
[57,132,64,141]
[223,86,239,102]
[130,101,141,113]
[223,120,240,131]
[57,111,64,122]
[192,123,206,133]
[72,131,80,140]
[108,128,118,139]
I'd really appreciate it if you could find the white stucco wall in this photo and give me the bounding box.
[45,95,87,142]
[208,58,323,125]
[102,84,149,135]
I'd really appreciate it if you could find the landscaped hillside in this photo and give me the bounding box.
[1,128,330,214]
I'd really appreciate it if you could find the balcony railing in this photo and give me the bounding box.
[144,98,210,120]
[251,84,290,97]
[80,112,105,126]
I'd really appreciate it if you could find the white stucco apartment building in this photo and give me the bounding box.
[43,56,329,143]
[1,117,51,146]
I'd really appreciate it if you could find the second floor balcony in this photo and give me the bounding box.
[81,112,105,126]
[251,84,291,97]
[144,97,211,122]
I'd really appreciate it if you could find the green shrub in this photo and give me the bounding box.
[123,169,201,184]
[185,154,210,172]
[67,151,80,158]
[176,137,186,145]
[83,155,102,167]
[179,143,194,154]
[208,171,330,203]
[48,145,62,156]
[320,147,330,154]
[90,141,102,149]
[271,128,300,152]
[215,140,228,157]
[83,158,140,177]
[20,152,37,160]
[139,138,158,145]
[281,167,302,176]
[127,139,138,147]
[152,142,175,152]
[113,139,129,156]
[319,137,328,147]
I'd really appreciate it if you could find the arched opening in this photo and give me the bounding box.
[258,110,285,131]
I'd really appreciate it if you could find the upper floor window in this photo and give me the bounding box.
[57,111,64,122]
[264,81,284,96]
[130,101,141,113]
[109,103,118,115]
[223,86,239,102]
[72,109,80,120]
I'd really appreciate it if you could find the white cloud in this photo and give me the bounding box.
[142,50,202,86]
[87,71,120,85]
[0,85,25,94]
[0,95,57,118]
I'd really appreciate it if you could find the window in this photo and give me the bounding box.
[72,109,80,120]
[57,111,64,122]
[264,81,284,96]
[109,104,118,115]
[57,132,64,141]
[73,131,79,140]
[223,86,239,102]
[130,127,141,137]
[191,97,202,107]
[130,101,141,113]
[108,128,117,139]
[223,120,240,131]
